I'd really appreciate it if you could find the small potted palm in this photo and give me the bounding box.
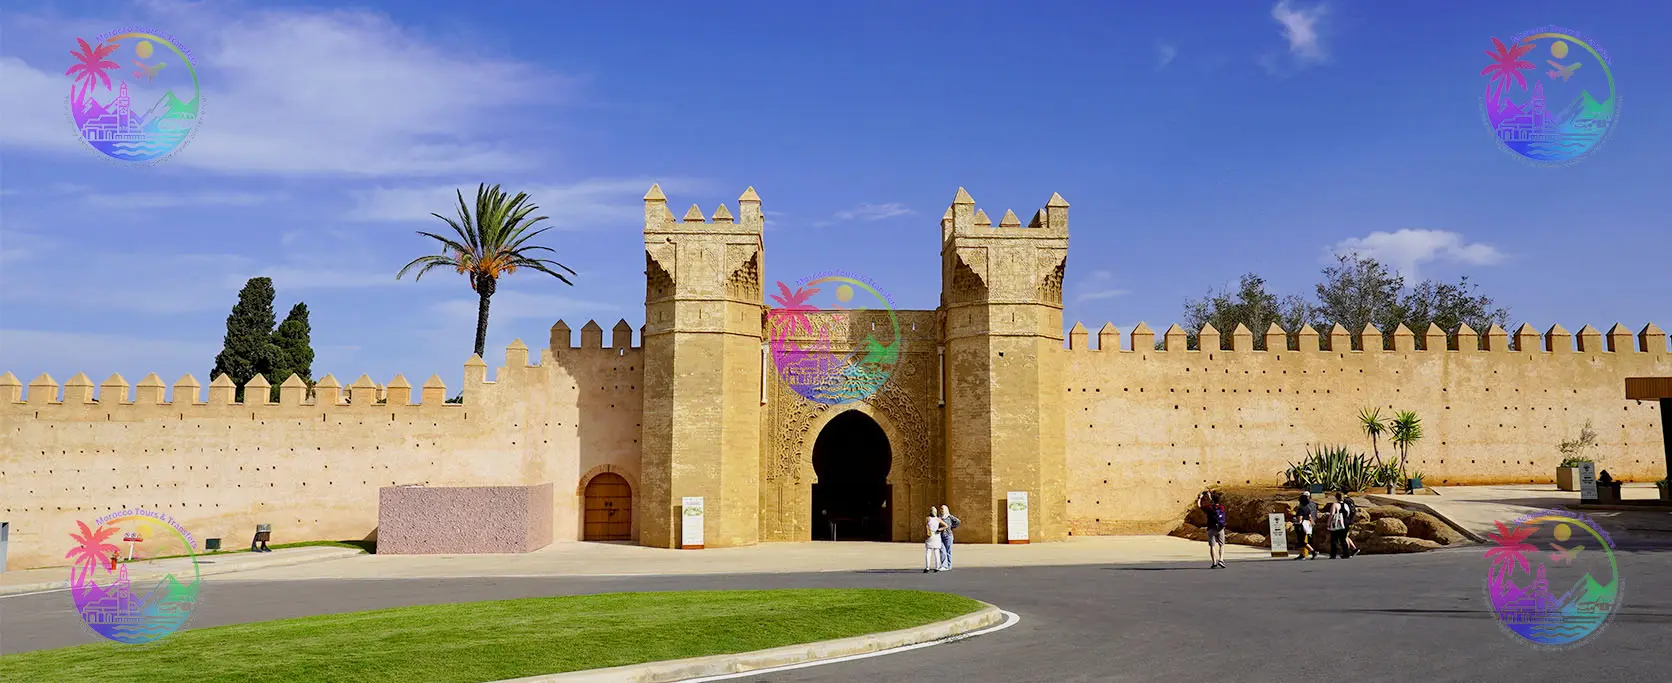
[1556,421,1598,491]
[1657,478,1670,501]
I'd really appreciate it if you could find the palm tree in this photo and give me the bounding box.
[1358,406,1389,465]
[1481,37,1535,103]
[65,521,120,586]
[398,184,576,358]
[1390,409,1424,487]
[65,37,120,106]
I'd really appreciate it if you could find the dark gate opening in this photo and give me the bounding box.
[811,411,892,541]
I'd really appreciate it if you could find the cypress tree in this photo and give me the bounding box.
[271,302,315,400]
[211,277,281,402]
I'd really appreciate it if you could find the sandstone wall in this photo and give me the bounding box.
[1061,321,1670,536]
[0,324,644,571]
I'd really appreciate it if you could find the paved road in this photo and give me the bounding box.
[5,548,1670,682]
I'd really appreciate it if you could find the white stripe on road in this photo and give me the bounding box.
[674,609,1022,682]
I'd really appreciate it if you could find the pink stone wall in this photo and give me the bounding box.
[377,483,554,554]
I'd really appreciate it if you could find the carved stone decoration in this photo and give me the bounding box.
[1037,253,1066,305]
[868,373,934,482]
[769,379,829,483]
[725,245,761,301]
[950,251,988,304]
[645,250,674,302]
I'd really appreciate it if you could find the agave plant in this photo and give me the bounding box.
[1285,445,1378,493]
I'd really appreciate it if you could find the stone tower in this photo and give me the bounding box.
[939,188,1069,543]
[640,185,766,548]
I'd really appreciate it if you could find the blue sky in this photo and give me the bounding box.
[2,0,1668,392]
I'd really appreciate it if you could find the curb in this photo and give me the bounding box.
[1364,495,1489,544]
[0,548,364,597]
[493,603,1005,683]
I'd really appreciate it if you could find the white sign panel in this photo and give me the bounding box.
[1268,513,1288,557]
[1006,491,1029,543]
[681,496,704,548]
[1578,462,1598,501]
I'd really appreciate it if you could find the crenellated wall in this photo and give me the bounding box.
[1060,320,1670,535]
[0,320,644,571]
[5,181,1668,568]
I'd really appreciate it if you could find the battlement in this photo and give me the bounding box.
[941,187,1068,240]
[0,365,475,409]
[1063,321,1669,355]
[548,318,645,353]
[642,184,763,234]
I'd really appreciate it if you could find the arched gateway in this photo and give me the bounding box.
[811,411,892,541]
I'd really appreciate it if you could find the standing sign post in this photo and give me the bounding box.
[122,531,143,561]
[1267,513,1288,557]
[1578,461,1598,503]
[1006,491,1029,544]
[681,497,704,550]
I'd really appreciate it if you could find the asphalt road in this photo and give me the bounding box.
[5,548,1670,683]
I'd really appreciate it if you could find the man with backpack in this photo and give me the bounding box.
[1200,490,1228,568]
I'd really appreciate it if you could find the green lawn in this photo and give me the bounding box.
[0,589,983,683]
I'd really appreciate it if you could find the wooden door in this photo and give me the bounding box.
[583,473,632,541]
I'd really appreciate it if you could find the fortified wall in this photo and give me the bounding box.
[1061,320,1669,535]
[0,324,645,570]
[5,183,1667,570]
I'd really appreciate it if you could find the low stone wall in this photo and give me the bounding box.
[376,483,554,554]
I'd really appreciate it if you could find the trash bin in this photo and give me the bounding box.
[205,538,221,551]
[252,524,272,552]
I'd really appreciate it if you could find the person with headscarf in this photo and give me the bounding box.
[938,504,961,571]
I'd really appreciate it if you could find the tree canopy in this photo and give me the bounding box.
[1177,254,1513,351]
[210,278,316,401]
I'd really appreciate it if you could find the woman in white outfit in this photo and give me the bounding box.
[924,508,946,573]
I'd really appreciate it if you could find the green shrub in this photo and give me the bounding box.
[1558,455,1594,468]
[1284,445,1379,493]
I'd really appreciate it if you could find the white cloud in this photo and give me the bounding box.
[833,203,915,222]
[1156,43,1178,70]
[1072,269,1131,303]
[1272,1,1328,63]
[1,5,575,176]
[1328,229,1506,279]
[347,177,705,229]
[0,229,408,315]
[85,191,281,209]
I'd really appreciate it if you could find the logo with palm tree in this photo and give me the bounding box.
[1480,27,1619,166]
[767,272,901,405]
[1484,510,1620,650]
[66,29,201,163]
[67,512,202,644]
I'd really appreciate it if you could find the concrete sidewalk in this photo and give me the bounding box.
[0,546,365,596]
[203,535,1279,584]
[1370,483,1670,544]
